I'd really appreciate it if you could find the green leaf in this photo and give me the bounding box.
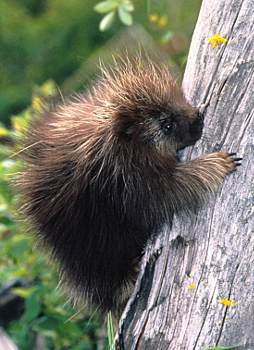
[120,0,134,12]
[118,6,133,26]
[0,266,28,282]
[107,312,116,350]
[24,291,41,322]
[41,80,57,96]
[99,11,115,31]
[9,237,28,259]
[35,315,83,338]
[161,30,174,43]
[11,115,28,134]
[94,1,118,14]
[0,180,15,203]
[202,344,241,350]
[0,216,14,226]
[71,339,94,350]
[11,286,36,298]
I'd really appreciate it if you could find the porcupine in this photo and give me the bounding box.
[19,57,241,316]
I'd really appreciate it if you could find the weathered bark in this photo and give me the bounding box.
[0,327,19,350]
[117,0,254,349]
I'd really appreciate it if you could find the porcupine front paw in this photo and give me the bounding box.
[216,152,242,174]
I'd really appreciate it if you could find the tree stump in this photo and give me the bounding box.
[116,0,254,348]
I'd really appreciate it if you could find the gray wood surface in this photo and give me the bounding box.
[0,327,18,350]
[117,0,254,349]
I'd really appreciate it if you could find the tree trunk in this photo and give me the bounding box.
[116,0,254,349]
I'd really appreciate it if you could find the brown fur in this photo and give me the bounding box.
[19,57,239,315]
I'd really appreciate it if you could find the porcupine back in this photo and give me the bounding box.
[19,58,201,313]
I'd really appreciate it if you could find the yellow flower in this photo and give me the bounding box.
[158,15,167,28]
[188,283,195,290]
[218,298,236,307]
[149,13,158,23]
[208,33,228,49]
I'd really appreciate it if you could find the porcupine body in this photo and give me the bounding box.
[20,58,239,315]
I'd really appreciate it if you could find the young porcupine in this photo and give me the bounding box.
[19,57,240,315]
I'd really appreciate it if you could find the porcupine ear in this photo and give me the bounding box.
[111,115,136,141]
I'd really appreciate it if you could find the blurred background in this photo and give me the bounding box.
[0,0,201,349]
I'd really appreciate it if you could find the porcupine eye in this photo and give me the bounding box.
[161,119,175,136]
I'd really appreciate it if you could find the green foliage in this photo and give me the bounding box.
[107,312,116,350]
[0,0,110,123]
[94,0,134,31]
[0,0,202,125]
[0,81,107,350]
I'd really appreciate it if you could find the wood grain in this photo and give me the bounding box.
[117,0,254,348]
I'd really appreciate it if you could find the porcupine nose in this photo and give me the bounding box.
[189,111,204,142]
[192,110,204,124]
[197,111,204,125]
[192,111,204,129]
